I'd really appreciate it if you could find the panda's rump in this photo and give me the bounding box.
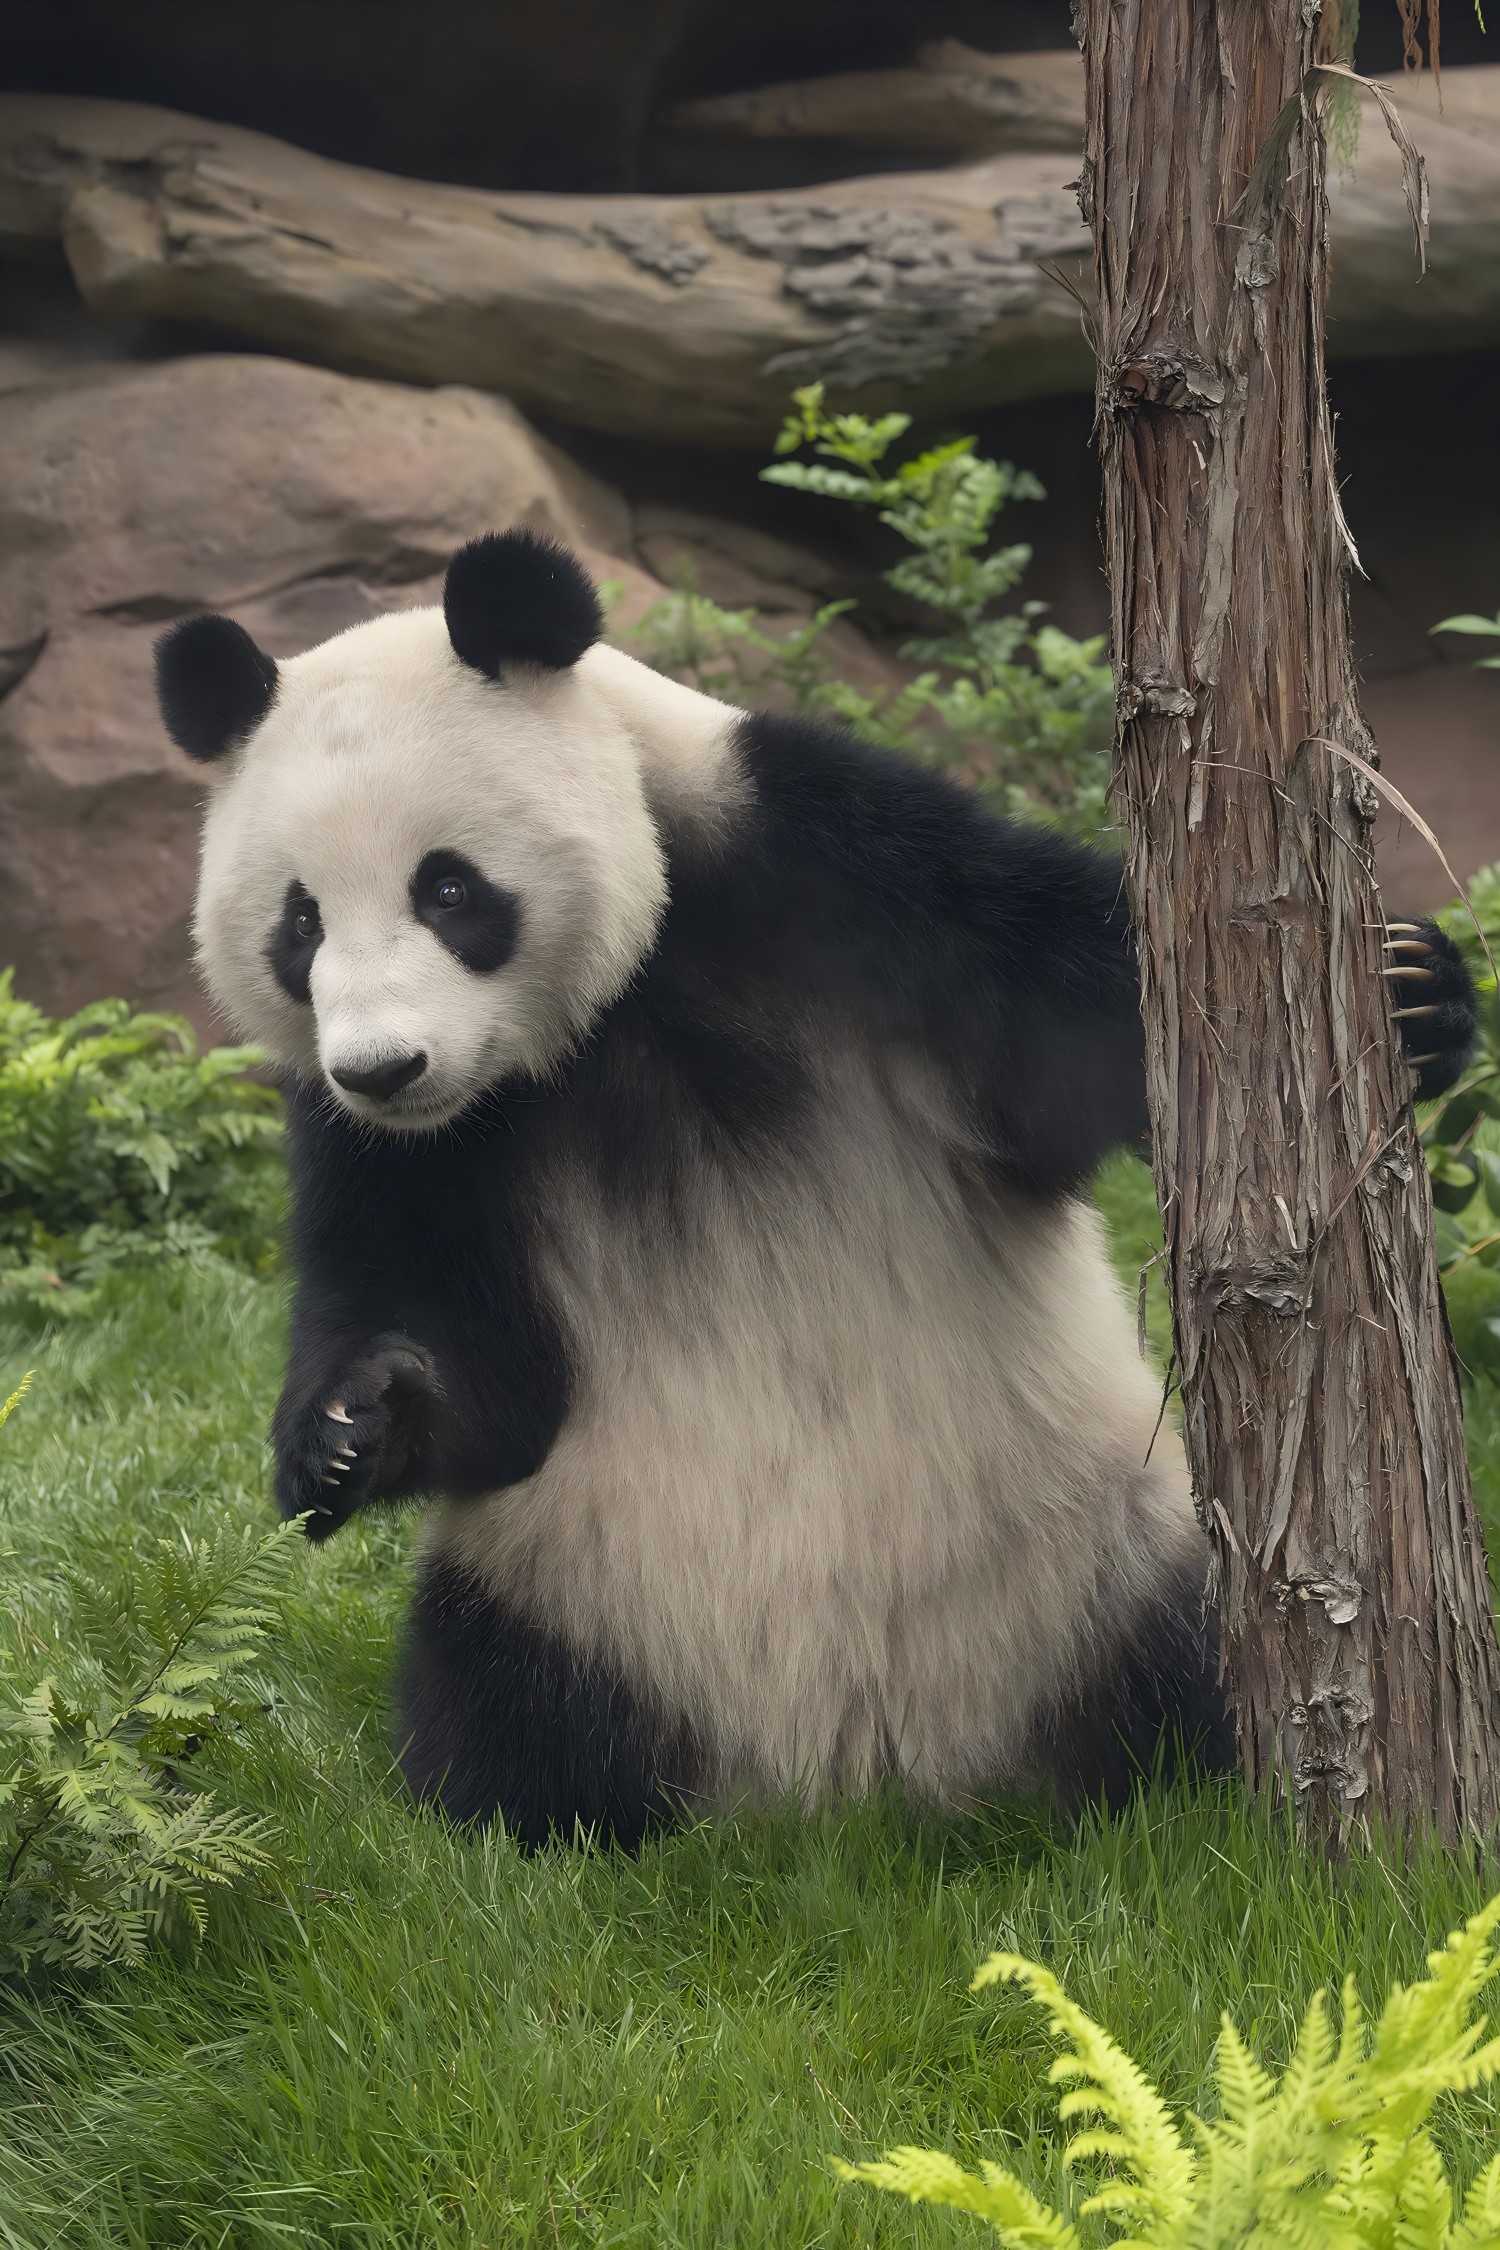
[426,1039,1199,1800]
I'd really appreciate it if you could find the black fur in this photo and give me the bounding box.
[398,1559,701,1847]
[693,714,1152,1195]
[273,701,1469,1839]
[1025,1556,1235,1811]
[1389,921,1480,1100]
[274,1082,571,1542]
[443,530,601,677]
[410,848,521,974]
[155,613,278,762]
[266,879,323,1005]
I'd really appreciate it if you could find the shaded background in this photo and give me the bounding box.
[3,0,1497,1031]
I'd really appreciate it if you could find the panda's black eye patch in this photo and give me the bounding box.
[267,880,323,1004]
[410,849,519,974]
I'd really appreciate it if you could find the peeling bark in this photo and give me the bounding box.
[1078,0,1500,1846]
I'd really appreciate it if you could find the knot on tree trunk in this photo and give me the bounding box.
[1193,1254,1312,1322]
[1119,676,1197,721]
[1108,355,1228,413]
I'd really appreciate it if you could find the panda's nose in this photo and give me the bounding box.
[330,1051,428,1101]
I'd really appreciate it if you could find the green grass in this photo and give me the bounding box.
[2,1171,1499,2247]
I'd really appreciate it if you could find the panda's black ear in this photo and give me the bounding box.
[154,614,278,762]
[444,530,601,677]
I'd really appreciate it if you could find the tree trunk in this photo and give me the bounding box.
[1077,0,1500,1846]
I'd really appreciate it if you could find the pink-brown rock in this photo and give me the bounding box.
[0,355,636,1029]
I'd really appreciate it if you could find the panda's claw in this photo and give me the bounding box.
[276,1336,439,1537]
[1378,917,1479,1100]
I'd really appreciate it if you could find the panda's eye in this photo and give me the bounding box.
[433,877,466,911]
[293,904,321,941]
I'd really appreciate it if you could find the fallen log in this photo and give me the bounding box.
[662,42,1085,157]
[1,77,1497,447]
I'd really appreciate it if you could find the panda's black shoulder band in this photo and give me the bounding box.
[154,613,278,762]
[444,530,601,678]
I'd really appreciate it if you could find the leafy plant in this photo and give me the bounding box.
[625,384,1115,836]
[0,971,284,1317]
[1418,867,1500,1375]
[1433,611,1500,671]
[0,1428,301,1978]
[837,1896,1500,2246]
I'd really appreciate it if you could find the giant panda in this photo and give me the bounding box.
[154,530,1478,1848]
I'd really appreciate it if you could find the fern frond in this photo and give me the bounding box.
[830,1897,1500,2250]
[832,2151,1082,2244]
[973,1953,1196,2224]
[0,1370,33,1429]
[1214,2013,1276,2131]
[1358,1896,1500,2142]
[2,1515,297,1978]
[1450,2151,1500,2248]
[1275,1983,1340,2123]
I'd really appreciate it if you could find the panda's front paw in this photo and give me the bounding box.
[273,1337,439,1541]
[1384,920,1479,1102]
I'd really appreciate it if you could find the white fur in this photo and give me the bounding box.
[431,1042,1200,1806]
[194,612,733,1127]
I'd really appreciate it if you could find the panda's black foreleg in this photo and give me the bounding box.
[396,1558,700,1850]
[272,1331,443,1541]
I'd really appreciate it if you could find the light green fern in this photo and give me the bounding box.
[837,1897,1500,2247]
[1,1398,304,1977]
[623,383,1114,838]
[0,1369,33,1430]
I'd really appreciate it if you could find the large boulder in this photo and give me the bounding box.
[0,348,911,1030]
[0,354,638,1028]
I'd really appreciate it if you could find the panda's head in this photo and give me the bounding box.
[156,532,674,1131]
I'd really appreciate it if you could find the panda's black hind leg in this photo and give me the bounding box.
[1028,1565,1236,1814]
[396,1559,700,1850]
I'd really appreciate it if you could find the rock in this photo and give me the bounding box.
[0,353,630,652]
[4,79,1500,445]
[0,347,910,1027]
[0,355,638,1027]
[634,503,846,606]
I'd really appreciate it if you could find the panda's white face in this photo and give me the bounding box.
[192,606,671,1131]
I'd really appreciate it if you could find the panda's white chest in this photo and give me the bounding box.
[425,1049,1191,1798]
